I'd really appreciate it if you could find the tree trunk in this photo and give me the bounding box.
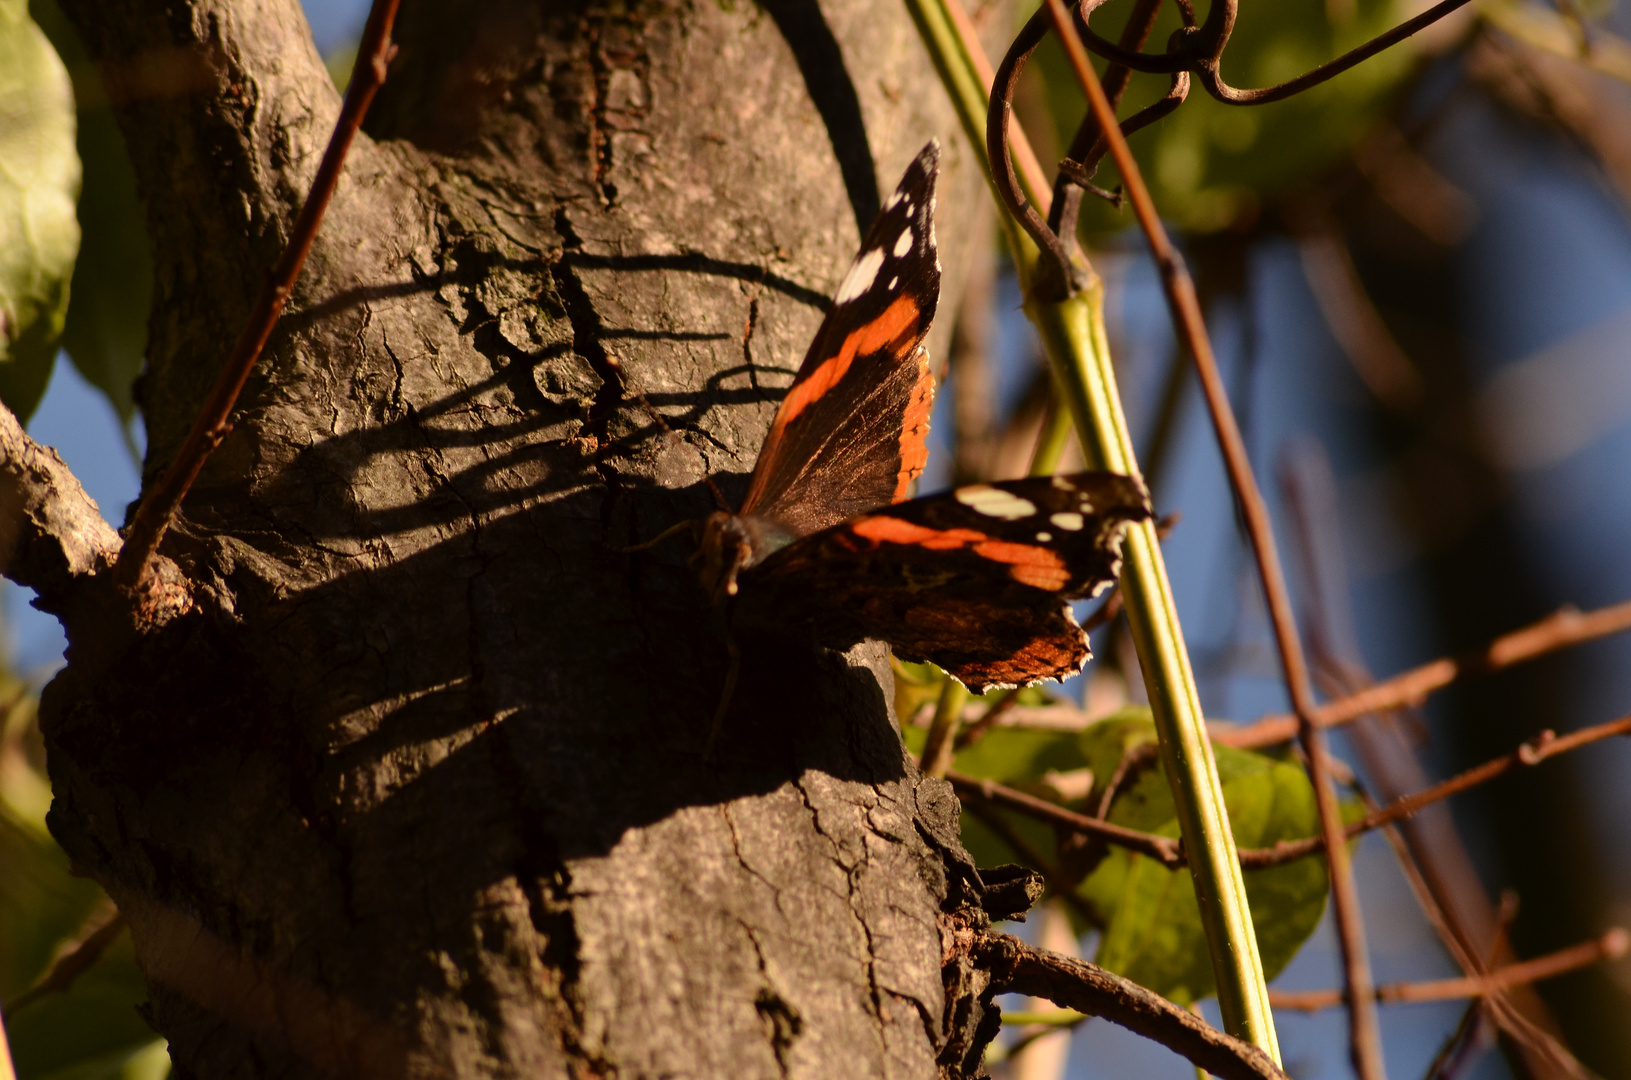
[33,0,1008,1075]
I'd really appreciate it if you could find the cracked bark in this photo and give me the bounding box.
[33,0,1013,1076]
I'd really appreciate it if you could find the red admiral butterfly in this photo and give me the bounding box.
[678,141,1152,694]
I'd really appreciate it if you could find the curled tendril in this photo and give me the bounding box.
[987,0,1477,299]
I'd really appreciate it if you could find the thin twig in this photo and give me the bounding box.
[1237,715,1631,868]
[1039,1,1382,1074]
[948,768,1185,867]
[1268,928,1630,1012]
[111,0,404,599]
[921,679,970,777]
[973,932,1290,1080]
[1421,1001,1488,1080]
[953,688,1022,750]
[1220,599,1631,748]
[1050,0,1168,239]
[1198,0,1477,103]
[1279,442,1597,1079]
[2,911,127,1014]
[1292,211,1424,411]
[952,713,1631,872]
[1001,1007,1090,1060]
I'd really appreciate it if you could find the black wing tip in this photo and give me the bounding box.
[914,139,941,174]
[1052,470,1154,517]
[888,140,940,206]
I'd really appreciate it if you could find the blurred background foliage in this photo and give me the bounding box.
[2,657,165,1079]
[0,0,79,421]
[4,0,1631,1076]
[1028,0,1422,234]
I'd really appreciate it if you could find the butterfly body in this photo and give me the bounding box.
[676,141,1151,695]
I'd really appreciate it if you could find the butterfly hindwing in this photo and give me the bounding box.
[735,472,1152,691]
[738,142,942,539]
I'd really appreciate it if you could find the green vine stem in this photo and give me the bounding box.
[1030,287,1280,1059]
[921,679,971,776]
[904,0,1281,1059]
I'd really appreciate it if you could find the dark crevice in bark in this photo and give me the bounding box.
[755,984,804,1078]
[547,203,630,537]
[582,9,653,210]
[548,207,624,435]
[741,291,777,405]
[495,722,599,1075]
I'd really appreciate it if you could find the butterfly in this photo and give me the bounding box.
[648,141,1151,699]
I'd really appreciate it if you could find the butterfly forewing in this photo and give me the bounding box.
[735,472,1153,691]
[738,142,941,539]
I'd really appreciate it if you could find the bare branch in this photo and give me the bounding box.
[951,715,1631,874]
[1268,928,1630,1012]
[1221,599,1631,749]
[0,402,120,602]
[973,931,1290,1080]
[1239,715,1631,868]
[947,768,1185,867]
[2,909,126,1015]
[1291,211,1425,412]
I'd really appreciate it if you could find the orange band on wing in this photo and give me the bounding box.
[848,517,1070,590]
[971,539,1070,590]
[892,350,935,503]
[773,294,922,431]
[741,294,927,515]
[851,518,986,548]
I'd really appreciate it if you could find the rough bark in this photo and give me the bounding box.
[0,403,119,602]
[37,0,1010,1076]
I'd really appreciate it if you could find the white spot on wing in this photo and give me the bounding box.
[955,484,1038,520]
[893,228,913,258]
[1035,531,1052,542]
[834,247,886,305]
[886,189,905,210]
[1050,512,1084,531]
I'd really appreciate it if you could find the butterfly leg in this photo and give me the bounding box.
[704,633,741,761]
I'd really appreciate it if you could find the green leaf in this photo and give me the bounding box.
[929,702,1338,994]
[1074,712,1332,1005]
[30,0,150,432]
[0,0,78,421]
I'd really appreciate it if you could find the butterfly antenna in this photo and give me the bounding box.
[704,635,742,762]
[616,518,700,554]
[606,355,736,514]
